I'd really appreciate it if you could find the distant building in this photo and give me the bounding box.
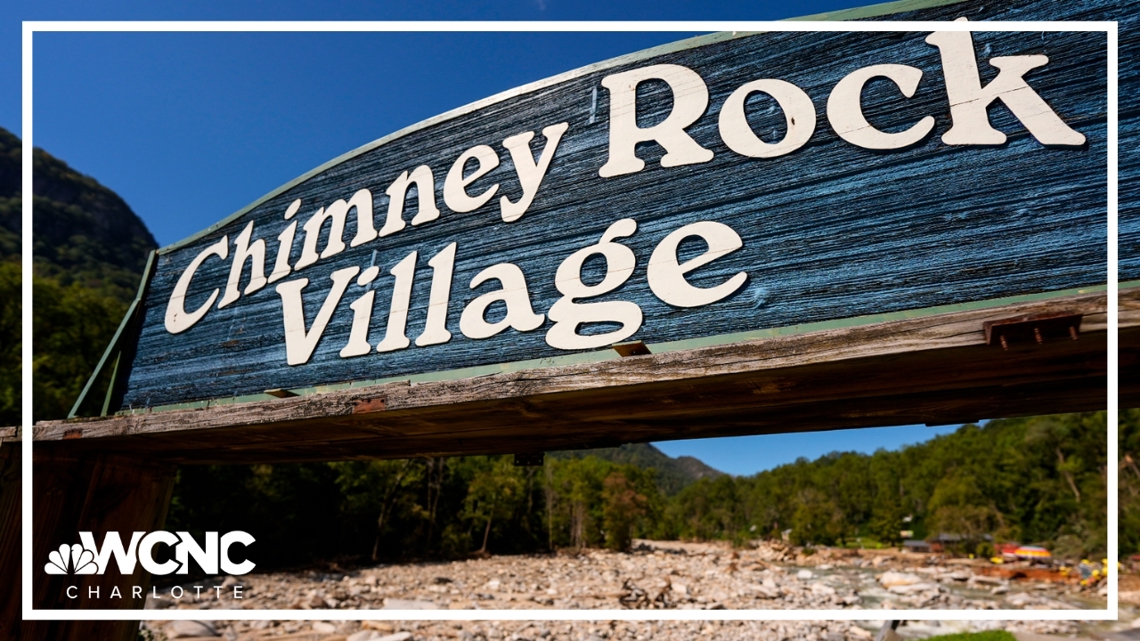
[903,539,931,553]
[924,532,992,554]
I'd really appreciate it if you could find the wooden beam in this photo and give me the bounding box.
[33,455,174,640]
[0,444,177,641]
[0,441,20,639]
[31,288,1133,464]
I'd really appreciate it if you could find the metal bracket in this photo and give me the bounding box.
[513,452,545,466]
[984,312,1081,350]
[613,341,651,357]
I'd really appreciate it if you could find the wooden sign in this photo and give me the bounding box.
[97,1,1116,413]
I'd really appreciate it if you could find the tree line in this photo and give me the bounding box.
[164,410,1125,570]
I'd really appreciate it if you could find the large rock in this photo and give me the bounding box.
[878,571,923,588]
[382,598,438,609]
[810,583,836,597]
[888,582,940,595]
[347,632,411,641]
[166,620,218,638]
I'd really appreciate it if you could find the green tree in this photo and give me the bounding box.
[601,470,649,551]
[463,457,525,554]
[0,262,19,427]
[926,473,999,542]
[32,275,126,421]
[1120,409,1140,556]
[331,459,423,561]
[789,487,842,546]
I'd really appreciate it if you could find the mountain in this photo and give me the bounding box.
[673,454,725,482]
[550,442,724,495]
[0,128,19,261]
[0,127,158,422]
[0,127,158,303]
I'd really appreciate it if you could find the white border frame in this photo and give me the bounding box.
[21,19,1119,623]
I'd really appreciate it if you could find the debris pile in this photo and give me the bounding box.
[142,539,1111,640]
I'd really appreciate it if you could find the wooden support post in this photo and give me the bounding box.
[0,437,21,640]
[3,442,177,641]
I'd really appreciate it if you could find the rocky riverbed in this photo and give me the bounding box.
[142,540,1120,641]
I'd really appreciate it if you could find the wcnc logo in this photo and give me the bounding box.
[44,531,255,576]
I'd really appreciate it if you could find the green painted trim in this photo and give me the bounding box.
[652,283,1115,353]
[118,283,1121,416]
[69,251,156,418]
[155,0,970,256]
[100,353,121,418]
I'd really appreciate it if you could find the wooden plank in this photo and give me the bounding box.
[31,287,1129,464]
[100,0,1127,411]
[0,442,20,639]
[24,450,175,640]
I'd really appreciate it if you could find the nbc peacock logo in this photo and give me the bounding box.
[44,543,98,575]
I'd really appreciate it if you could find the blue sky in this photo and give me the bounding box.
[7,0,978,476]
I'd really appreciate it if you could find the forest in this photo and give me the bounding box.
[162,410,1125,570]
[1,125,1130,572]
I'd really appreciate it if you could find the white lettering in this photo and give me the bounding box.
[648,221,747,308]
[138,531,180,575]
[375,251,418,353]
[339,266,380,358]
[79,531,143,575]
[267,200,301,284]
[926,20,1085,146]
[220,531,256,575]
[175,531,219,575]
[218,221,267,309]
[827,64,934,150]
[719,79,816,158]
[460,263,545,340]
[276,266,361,365]
[415,243,457,347]
[165,236,228,334]
[546,219,642,349]
[500,122,569,222]
[296,189,376,270]
[444,145,500,213]
[599,64,713,178]
[381,166,440,236]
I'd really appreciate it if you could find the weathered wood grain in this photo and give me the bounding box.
[106,0,1128,410]
[21,449,175,641]
[0,442,19,639]
[33,287,1129,464]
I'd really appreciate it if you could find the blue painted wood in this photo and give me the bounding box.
[114,0,1132,410]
